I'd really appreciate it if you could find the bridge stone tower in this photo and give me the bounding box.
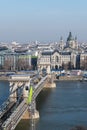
[9,75,30,102]
[9,74,39,120]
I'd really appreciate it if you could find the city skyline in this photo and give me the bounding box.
[0,0,87,43]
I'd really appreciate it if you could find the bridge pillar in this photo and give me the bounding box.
[22,100,39,120]
[9,75,30,102]
[30,100,39,119]
[44,74,56,88]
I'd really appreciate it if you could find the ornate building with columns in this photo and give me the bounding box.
[37,50,77,73]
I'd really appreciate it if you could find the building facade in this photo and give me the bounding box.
[0,52,32,71]
[37,50,77,73]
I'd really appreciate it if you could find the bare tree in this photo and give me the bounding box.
[68,61,74,70]
[62,62,68,70]
[3,59,11,71]
[16,59,32,71]
[84,56,87,70]
[80,56,87,70]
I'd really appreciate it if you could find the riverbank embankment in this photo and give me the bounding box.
[54,75,83,81]
[0,75,83,81]
[0,76,9,81]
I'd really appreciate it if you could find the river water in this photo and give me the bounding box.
[0,81,87,130]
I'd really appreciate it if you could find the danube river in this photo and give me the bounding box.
[0,81,87,130]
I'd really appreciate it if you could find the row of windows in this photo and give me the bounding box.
[41,59,50,62]
[41,57,70,62]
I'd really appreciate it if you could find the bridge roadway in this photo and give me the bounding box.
[0,75,48,130]
[0,100,15,128]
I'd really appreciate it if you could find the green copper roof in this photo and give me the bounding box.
[67,32,74,41]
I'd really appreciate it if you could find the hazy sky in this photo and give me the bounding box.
[0,0,87,43]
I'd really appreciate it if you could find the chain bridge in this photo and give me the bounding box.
[0,73,56,130]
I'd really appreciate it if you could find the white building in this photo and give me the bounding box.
[37,50,77,73]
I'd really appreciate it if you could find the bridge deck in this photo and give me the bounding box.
[0,101,15,129]
[2,99,28,130]
[0,102,15,118]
